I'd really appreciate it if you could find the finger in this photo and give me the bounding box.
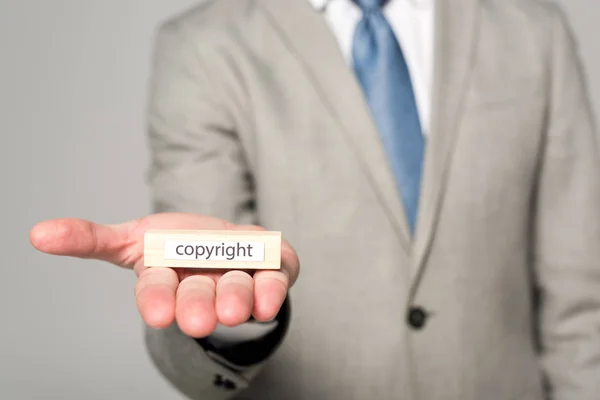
[215,270,254,326]
[176,275,217,338]
[135,267,178,329]
[252,240,299,321]
[30,218,139,267]
[252,269,289,322]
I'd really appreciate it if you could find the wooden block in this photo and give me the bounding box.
[144,229,281,270]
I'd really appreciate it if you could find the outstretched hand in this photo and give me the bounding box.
[30,213,299,338]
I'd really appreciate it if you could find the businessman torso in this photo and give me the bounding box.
[147,0,600,398]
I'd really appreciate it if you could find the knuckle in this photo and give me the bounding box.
[217,270,254,289]
[255,271,289,291]
[178,274,216,292]
[135,268,177,297]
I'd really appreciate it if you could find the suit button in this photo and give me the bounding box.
[407,306,427,330]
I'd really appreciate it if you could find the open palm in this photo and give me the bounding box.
[30,213,300,338]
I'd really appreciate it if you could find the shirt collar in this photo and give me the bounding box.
[307,0,329,12]
[307,0,433,12]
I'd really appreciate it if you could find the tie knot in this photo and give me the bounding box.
[353,0,388,12]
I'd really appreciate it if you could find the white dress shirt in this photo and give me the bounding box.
[308,0,435,135]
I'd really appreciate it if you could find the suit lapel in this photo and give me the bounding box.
[411,0,481,285]
[259,0,412,251]
[259,0,482,270]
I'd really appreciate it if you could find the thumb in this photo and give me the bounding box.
[30,218,139,267]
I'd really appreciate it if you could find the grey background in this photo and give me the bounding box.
[0,0,598,399]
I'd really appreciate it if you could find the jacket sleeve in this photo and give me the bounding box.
[534,4,600,399]
[145,298,290,400]
[144,17,286,400]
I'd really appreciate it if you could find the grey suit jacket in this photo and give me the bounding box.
[144,0,600,398]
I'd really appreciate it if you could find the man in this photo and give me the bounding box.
[30,0,600,398]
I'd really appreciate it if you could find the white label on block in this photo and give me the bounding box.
[164,240,265,262]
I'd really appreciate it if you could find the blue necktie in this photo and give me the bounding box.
[352,0,425,234]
